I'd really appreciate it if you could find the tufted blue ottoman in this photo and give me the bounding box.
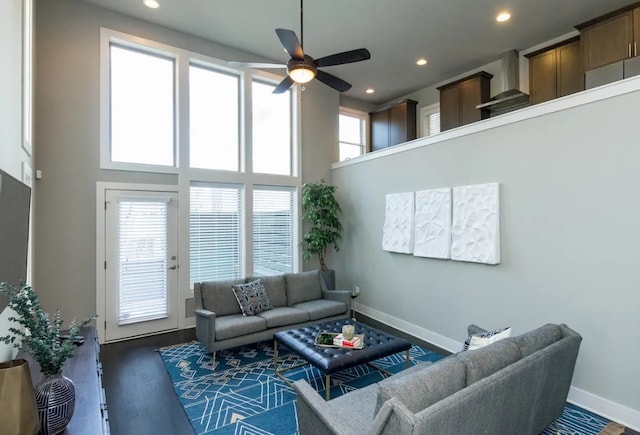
[274,319,412,400]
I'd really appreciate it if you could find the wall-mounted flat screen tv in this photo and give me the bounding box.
[0,168,31,310]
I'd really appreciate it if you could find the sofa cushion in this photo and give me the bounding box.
[256,307,309,328]
[284,270,322,306]
[215,314,267,340]
[248,275,287,307]
[376,357,467,415]
[292,299,346,320]
[199,279,246,316]
[457,338,522,385]
[513,323,562,357]
[232,279,272,316]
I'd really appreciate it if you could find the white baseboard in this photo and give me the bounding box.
[567,387,640,432]
[355,303,464,353]
[355,302,640,432]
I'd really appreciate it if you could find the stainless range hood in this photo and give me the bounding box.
[476,50,529,115]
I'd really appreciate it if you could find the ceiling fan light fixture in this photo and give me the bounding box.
[496,11,511,22]
[288,63,316,84]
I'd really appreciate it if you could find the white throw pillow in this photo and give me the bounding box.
[463,326,511,351]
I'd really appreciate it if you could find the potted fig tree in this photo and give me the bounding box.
[301,179,343,289]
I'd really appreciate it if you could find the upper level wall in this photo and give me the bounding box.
[331,77,640,425]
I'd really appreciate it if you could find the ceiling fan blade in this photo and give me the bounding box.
[316,70,352,92]
[275,28,304,60]
[228,61,286,69]
[314,48,371,67]
[273,76,295,94]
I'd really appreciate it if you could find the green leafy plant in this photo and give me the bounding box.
[0,282,95,376]
[301,179,342,271]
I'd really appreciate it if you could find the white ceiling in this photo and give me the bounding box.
[78,0,636,105]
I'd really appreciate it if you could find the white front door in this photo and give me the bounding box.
[104,189,178,341]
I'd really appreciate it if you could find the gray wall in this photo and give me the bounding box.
[34,0,337,323]
[332,89,640,415]
[0,0,33,362]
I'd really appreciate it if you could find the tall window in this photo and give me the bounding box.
[421,103,441,137]
[339,109,367,161]
[189,65,240,171]
[252,81,292,175]
[190,184,243,286]
[101,29,301,296]
[253,188,295,276]
[109,44,175,166]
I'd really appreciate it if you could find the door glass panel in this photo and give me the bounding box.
[117,198,169,324]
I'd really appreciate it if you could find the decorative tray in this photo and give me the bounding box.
[314,331,365,349]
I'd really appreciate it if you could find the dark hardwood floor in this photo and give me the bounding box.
[101,329,197,435]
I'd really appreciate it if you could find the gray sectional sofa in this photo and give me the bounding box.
[294,323,582,435]
[194,270,350,357]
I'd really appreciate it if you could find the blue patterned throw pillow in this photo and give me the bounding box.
[462,326,511,351]
[231,279,272,316]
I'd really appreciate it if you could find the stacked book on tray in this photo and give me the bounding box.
[315,332,365,349]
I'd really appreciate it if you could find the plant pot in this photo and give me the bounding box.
[35,373,75,435]
[321,269,336,290]
[0,359,39,435]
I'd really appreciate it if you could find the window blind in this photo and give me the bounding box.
[117,199,169,325]
[425,112,441,137]
[253,188,295,276]
[190,185,243,286]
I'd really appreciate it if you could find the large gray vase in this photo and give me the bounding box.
[34,373,75,435]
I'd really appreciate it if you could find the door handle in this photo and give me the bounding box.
[168,265,177,270]
[629,43,632,58]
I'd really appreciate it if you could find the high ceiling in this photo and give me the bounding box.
[78,0,637,105]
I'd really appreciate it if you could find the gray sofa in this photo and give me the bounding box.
[194,270,350,358]
[294,323,582,435]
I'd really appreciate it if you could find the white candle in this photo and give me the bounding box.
[342,324,355,340]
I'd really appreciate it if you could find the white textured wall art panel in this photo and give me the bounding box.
[414,188,452,259]
[382,192,415,254]
[451,183,500,264]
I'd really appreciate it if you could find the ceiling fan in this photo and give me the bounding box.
[229,0,371,94]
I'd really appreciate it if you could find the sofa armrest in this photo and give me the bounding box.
[293,380,359,435]
[195,308,216,352]
[369,397,415,435]
[322,289,351,314]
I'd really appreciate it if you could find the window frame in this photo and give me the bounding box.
[100,30,181,174]
[189,182,245,286]
[338,106,369,160]
[252,185,298,276]
[251,78,295,177]
[419,103,441,138]
[98,28,303,335]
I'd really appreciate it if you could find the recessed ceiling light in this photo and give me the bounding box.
[496,12,511,22]
[416,58,428,66]
[366,88,375,94]
[144,0,160,9]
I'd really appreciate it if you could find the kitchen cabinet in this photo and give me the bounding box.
[577,4,640,72]
[369,99,417,151]
[437,71,492,131]
[527,38,583,105]
[584,55,640,89]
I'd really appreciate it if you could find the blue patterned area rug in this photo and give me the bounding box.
[159,341,611,435]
